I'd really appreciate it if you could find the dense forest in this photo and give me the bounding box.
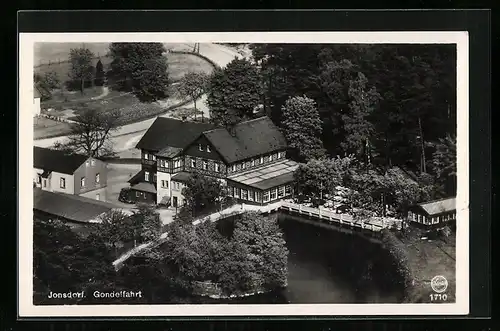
[207,44,457,196]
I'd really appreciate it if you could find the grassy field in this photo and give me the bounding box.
[33,116,73,139]
[399,227,456,303]
[35,46,214,85]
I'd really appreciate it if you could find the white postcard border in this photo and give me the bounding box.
[19,31,469,317]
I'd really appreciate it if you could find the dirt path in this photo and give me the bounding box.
[91,86,109,100]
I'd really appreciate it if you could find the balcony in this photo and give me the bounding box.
[141,159,157,167]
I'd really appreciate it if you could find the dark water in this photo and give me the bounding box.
[194,215,406,304]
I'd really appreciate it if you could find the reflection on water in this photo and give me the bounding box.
[198,215,405,304]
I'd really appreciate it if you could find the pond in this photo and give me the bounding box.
[186,214,406,304]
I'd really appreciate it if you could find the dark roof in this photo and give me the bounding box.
[128,169,145,185]
[157,146,183,158]
[203,117,288,163]
[34,147,89,175]
[33,189,115,223]
[135,117,215,152]
[171,172,192,183]
[416,197,456,216]
[130,182,157,194]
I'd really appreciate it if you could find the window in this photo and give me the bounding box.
[153,174,157,182]
[177,182,180,189]
[165,160,169,168]
[277,152,282,159]
[95,173,100,184]
[203,160,208,170]
[60,177,66,189]
[251,159,255,167]
[246,161,251,169]
[270,189,277,200]
[144,152,149,160]
[80,177,85,187]
[278,186,285,197]
[161,180,169,188]
[241,162,246,170]
[152,155,156,161]
[285,185,292,196]
[96,193,100,201]
[136,191,139,197]
[199,143,203,151]
[145,171,150,181]
[260,156,264,164]
[43,179,47,188]
[174,159,181,168]
[263,191,270,202]
[85,160,90,167]
[215,163,220,172]
[232,164,236,172]
[191,159,196,168]
[241,189,248,200]
[91,159,96,166]
[248,190,254,201]
[255,192,262,202]
[234,188,240,198]
[36,176,41,184]
[207,145,211,152]
[268,155,272,162]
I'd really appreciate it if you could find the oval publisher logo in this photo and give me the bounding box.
[430,275,448,293]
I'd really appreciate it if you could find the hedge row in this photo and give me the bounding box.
[379,229,414,301]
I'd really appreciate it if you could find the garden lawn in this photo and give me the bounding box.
[33,116,73,139]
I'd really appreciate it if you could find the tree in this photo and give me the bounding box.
[294,156,356,204]
[430,134,457,195]
[64,106,120,157]
[108,43,169,101]
[181,171,224,216]
[94,59,105,86]
[231,212,288,290]
[95,210,133,257]
[281,96,326,162]
[68,47,95,94]
[33,219,116,304]
[131,203,162,243]
[34,71,60,101]
[176,71,210,121]
[207,58,261,128]
[132,58,169,102]
[342,72,380,161]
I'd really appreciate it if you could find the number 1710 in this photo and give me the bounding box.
[429,293,448,301]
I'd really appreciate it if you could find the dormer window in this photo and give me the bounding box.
[207,145,211,152]
[199,143,203,151]
[144,152,149,160]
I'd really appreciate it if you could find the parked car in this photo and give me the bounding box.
[336,204,351,214]
[118,188,135,204]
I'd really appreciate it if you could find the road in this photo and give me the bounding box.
[34,43,243,153]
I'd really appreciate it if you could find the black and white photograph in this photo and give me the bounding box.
[19,31,469,317]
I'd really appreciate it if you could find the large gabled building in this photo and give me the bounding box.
[128,116,299,207]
